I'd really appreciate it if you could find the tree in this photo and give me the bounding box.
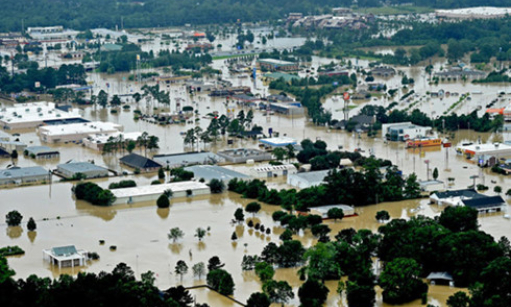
[432,167,439,180]
[404,173,421,199]
[255,262,274,283]
[97,90,108,108]
[207,269,235,295]
[272,147,286,161]
[0,256,15,283]
[175,260,188,281]
[27,217,36,231]
[494,185,502,194]
[231,232,238,241]
[446,291,471,307]
[379,257,428,304]
[207,256,225,271]
[110,94,121,106]
[279,229,293,241]
[438,206,478,233]
[156,194,170,208]
[262,280,294,306]
[195,227,206,241]
[470,257,511,307]
[192,262,206,279]
[327,208,344,222]
[168,227,184,243]
[247,292,271,307]
[375,210,390,223]
[141,271,156,285]
[245,202,261,216]
[208,179,225,194]
[298,279,329,307]
[5,210,23,226]
[311,224,331,238]
[234,208,245,224]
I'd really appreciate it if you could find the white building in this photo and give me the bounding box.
[456,142,511,159]
[259,137,297,148]
[381,122,432,142]
[309,204,356,218]
[287,170,330,189]
[0,102,82,129]
[419,180,445,192]
[39,122,122,143]
[111,181,210,205]
[250,164,297,178]
[82,131,142,151]
[43,245,88,268]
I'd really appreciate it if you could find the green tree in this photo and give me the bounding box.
[298,279,329,307]
[168,227,184,243]
[175,260,188,281]
[192,262,206,279]
[207,269,235,295]
[195,227,206,241]
[470,257,511,307]
[379,257,428,304]
[279,229,293,241]
[208,256,225,271]
[272,147,286,161]
[375,210,390,222]
[404,173,421,199]
[208,179,225,193]
[27,217,36,231]
[231,232,238,241]
[433,167,439,180]
[156,194,170,208]
[446,291,471,307]
[0,256,15,283]
[158,168,165,180]
[247,292,271,307]
[234,208,245,224]
[110,94,121,106]
[255,262,274,283]
[245,202,261,216]
[494,185,502,194]
[97,90,108,108]
[438,206,478,233]
[327,207,344,222]
[5,210,23,226]
[262,280,294,306]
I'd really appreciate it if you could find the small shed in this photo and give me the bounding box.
[43,245,88,268]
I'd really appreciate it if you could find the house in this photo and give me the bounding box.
[430,189,482,206]
[153,152,225,168]
[257,59,299,71]
[43,245,88,268]
[287,170,330,189]
[426,272,454,286]
[184,165,250,182]
[462,196,507,214]
[0,166,50,185]
[370,66,396,77]
[111,181,210,205]
[217,148,273,163]
[268,102,304,116]
[56,161,109,179]
[381,122,432,141]
[0,147,10,158]
[24,146,60,159]
[419,180,445,192]
[120,153,162,172]
[309,204,356,218]
[250,164,297,178]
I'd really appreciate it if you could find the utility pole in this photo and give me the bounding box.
[425,159,430,181]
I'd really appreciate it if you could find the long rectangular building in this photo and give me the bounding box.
[0,102,82,129]
[111,181,210,205]
[39,122,122,143]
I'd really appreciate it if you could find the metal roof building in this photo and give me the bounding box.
[184,165,250,182]
[153,152,225,168]
[0,102,82,129]
[111,181,210,205]
[0,166,50,185]
[287,170,330,189]
[57,161,109,179]
[120,153,162,172]
[25,146,60,159]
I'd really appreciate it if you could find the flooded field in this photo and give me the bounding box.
[1,31,511,307]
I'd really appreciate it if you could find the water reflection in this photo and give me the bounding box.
[157,208,170,219]
[6,226,23,239]
[27,231,37,243]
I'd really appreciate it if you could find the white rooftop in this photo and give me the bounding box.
[84,131,142,144]
[457,142,511,155]
[39,121,122,136]
[253,164,296,172]
[110,181,209,198]
[436,7,511,17]
[259,137,297,147]
[0,102,81,124]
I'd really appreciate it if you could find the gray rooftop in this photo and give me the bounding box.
[0,166,49,179]
[153,152,224,167]
[184,165,249,182]
[52,245,78,257]
[26,146,59,155]
[289,170,330,183]
[57,162,108,173]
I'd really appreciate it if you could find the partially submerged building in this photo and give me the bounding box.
[153,152,225,168]
[309,204,356,218]
[257,59,299,71]
[0,166,50,185]
[111,181,210,205]
[430,189,507,214]
[381,122,432,141]
[0,102,82,129]
[250,164,297,178]
[24,146,60,159]
[39,122,122,143]
[57,161,109,179]
[287,170,330,189]
[43,245,88,268]
[120,153,162,172]
[217,148,273,163]
[184,165,250,182]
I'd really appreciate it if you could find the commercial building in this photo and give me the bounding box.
[259,137,297,148]
[0,140,27,152]
[153,152,225,168]
[430,189,507,214]
[217,148,273,163]
[120,153,162,172]
[56,162,109,179]
[436,7,511,20]
[257,59,299,72]
[309,204,356,218]
[370,66,396,77]
[184,165,250,182]
[24,146,60,159]
[111,181,210,205]
[418,180,445,192]
[82,132,142,151]
[269,102,305,116]
[27,26,79,43]
[287,170,330,189]
[462,196,507,214]
[381,122,432,141]
[0,102,82,129]
[43,245,88,268]
[39,122,122,143]
[0,166,50,185]
[262,72,300,83]
[456,142,511,160]
[0,130,10,141]
[250,164,297,178]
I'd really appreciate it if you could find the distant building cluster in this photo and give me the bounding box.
[435,7,511,20]
[288,8,375,30]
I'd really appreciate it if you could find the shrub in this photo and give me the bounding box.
[5,211,23,226]
[156,194,170,208]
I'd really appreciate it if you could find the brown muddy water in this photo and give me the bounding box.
[1,55,511,306]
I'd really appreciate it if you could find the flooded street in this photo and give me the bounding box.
[1,32,511,307]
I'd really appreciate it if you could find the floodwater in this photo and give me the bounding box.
[1,31,511,307]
